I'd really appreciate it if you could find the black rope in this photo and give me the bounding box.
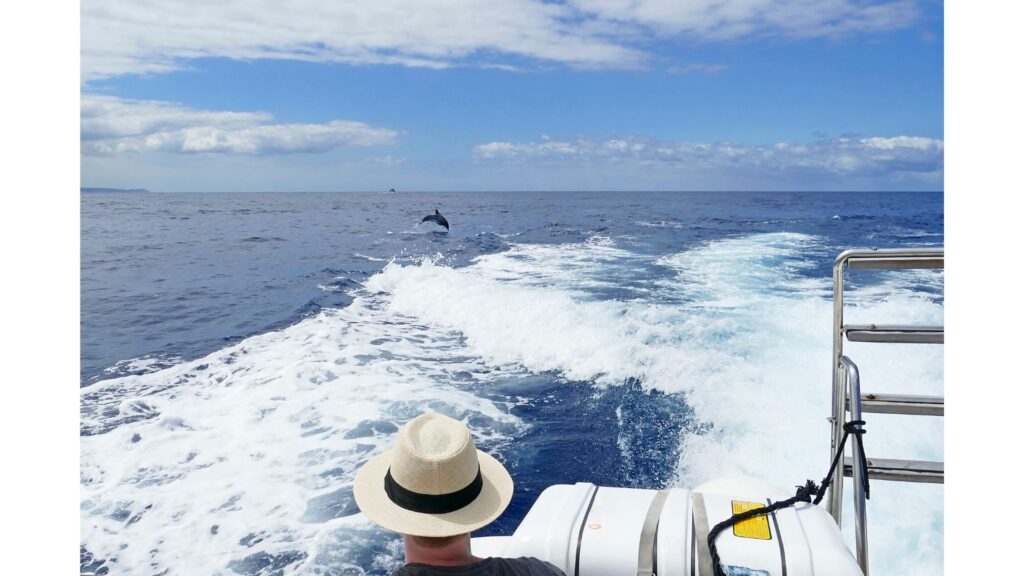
[812,420,869,505]
[708,419,868,576]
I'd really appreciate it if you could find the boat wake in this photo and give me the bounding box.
[81,232,943,575]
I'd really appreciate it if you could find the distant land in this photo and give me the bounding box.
[81,187,151,193]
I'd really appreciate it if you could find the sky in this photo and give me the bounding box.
[80,0,944,192]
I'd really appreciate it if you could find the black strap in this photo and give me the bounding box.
[814,420,869,505]
[707,419,868,576]
[384,466,483,514]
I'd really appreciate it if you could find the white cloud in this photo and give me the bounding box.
[82,132,942,191]
[81,0,920,80]
[569,0,919,39]
[81,94,398,156]
[81,0,641,80]
[473,134,943,178]
[665,63,729,75]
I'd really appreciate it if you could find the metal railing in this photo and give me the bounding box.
[827,247,944,576]
[838,356,868,574]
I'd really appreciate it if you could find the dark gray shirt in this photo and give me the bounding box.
[394,557,565,576]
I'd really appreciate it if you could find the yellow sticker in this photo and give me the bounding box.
[731,501,772,540]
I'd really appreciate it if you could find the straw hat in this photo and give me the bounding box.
[353,412,514,537]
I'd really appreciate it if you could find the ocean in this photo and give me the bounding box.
[80,191,944,575]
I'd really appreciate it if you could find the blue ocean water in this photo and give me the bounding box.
[80,191,944,576]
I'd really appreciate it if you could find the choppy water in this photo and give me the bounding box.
[80,191,943,575]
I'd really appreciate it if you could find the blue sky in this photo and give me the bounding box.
[81,0,943,192]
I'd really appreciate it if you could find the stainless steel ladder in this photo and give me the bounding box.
[827,248,944,575]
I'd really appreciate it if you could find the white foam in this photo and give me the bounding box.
[636,220,686,229]
[363,232,943,575]
[81,295,524,574]
[102,354,184,376]
[658,234,943,575]
[353,252,389,262]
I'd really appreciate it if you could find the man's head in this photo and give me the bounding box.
[353,412,514,538]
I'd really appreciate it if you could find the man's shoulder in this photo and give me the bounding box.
[394,557,565,576]
[491,556,565,575]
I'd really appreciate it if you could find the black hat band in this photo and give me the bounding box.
[384,466,483,514]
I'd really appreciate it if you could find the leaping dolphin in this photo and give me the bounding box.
[421,208,450,230]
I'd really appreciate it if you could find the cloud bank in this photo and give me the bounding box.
[568,0,919,39]
[82,0,920,80]
[474,134,943,181]
[81,95,397,156]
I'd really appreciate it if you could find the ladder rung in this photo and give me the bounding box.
[844,324,943,344]
[844,457,944,484]
[853,393,944,416]
[847,256,944,270]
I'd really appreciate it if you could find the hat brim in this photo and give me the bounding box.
[353,448,514,537]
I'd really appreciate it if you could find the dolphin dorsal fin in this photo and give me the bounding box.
[435,208,440,214]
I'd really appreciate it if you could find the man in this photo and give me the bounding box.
[354,412,565,576]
